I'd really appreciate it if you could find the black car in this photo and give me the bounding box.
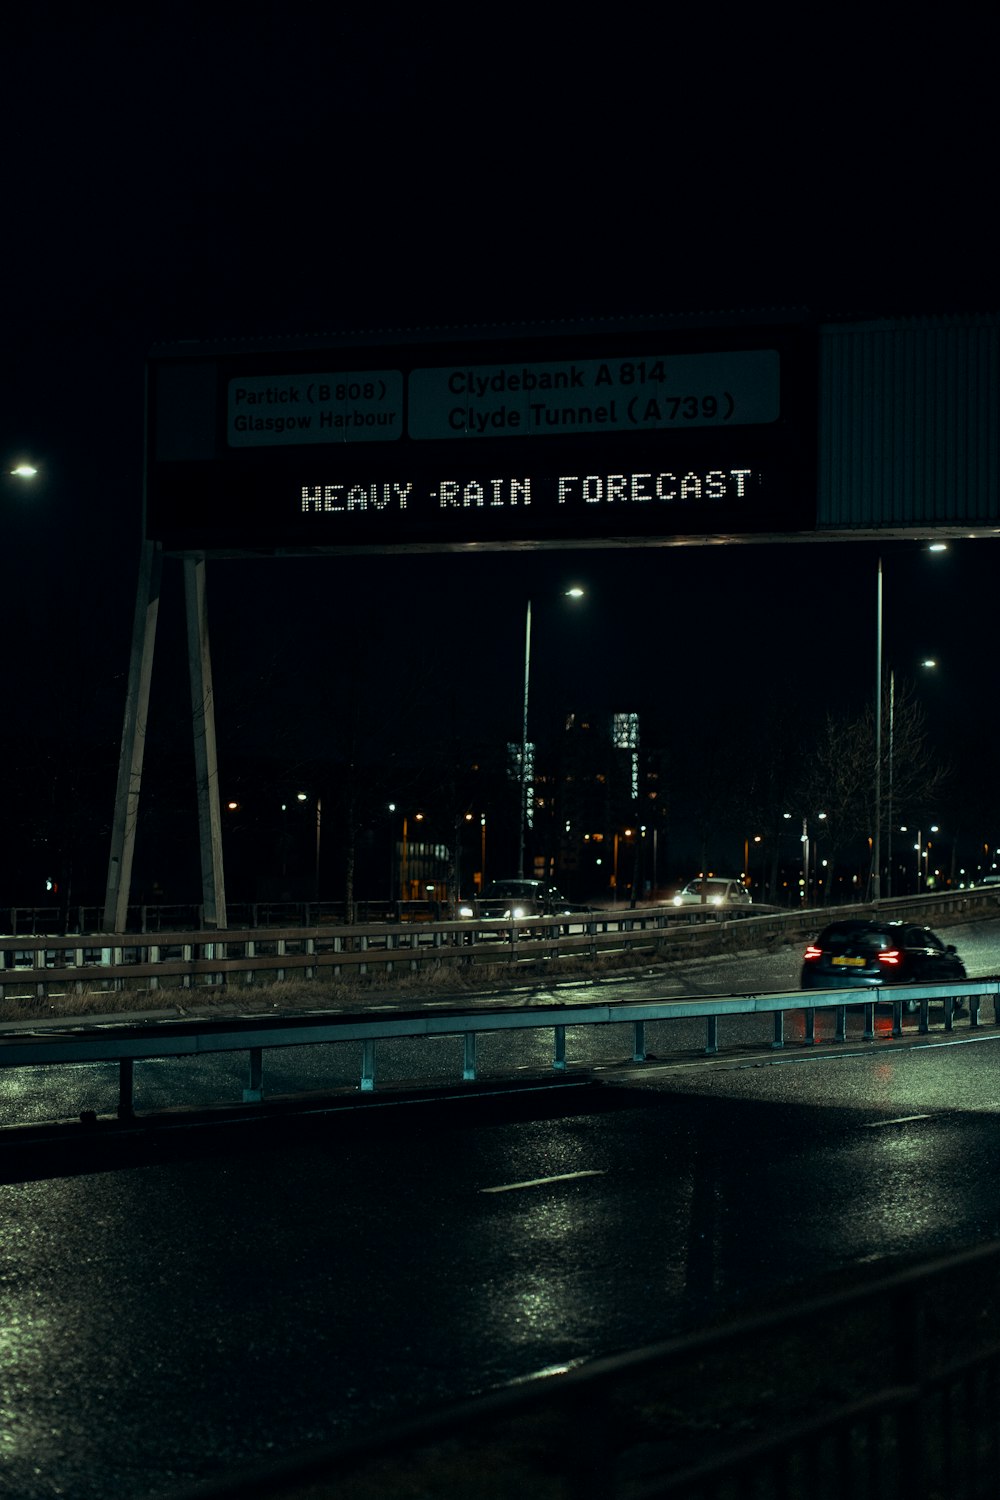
[800,919,967,995]
[457,879,582,921]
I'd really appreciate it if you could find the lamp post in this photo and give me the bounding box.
[517,586,585,881]
[296,791,321,901]
[785,811,826,905]
[518,599,532,880]
[912,824,939,890]
[885,659,937,897]
[745,833,763,898]
[399,811,424,903]
[874,546,947,902]
[388,803,397,903]
[874,557,884,901]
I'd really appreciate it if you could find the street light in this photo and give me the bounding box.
[784,811,826,905]
[874,557,885,901]
[873,548,947,901]
[399,811,424,903]
[925,825,940,888]
[744,833,763,897]
[885,658,938,897]
[295,791,322,901]
[518,585,585,880]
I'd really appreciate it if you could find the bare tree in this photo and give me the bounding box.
[803,677,949,893]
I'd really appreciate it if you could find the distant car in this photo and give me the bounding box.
[800,919,967,999]
[671,878,752,908]
[458,879,583,921]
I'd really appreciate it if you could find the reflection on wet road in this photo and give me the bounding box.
[3,919,1000,1498]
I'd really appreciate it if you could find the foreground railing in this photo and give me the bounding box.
[1,980,997,1126]
[170,1238,1000,1500]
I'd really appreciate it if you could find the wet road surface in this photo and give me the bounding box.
[3,920,1000,1498]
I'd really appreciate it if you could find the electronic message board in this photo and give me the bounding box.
[145,318,817,555]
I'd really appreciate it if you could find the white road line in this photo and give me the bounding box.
[480,1170,606,1195]
[862,1114,936,1128]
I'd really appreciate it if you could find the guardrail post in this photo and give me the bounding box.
[919,997,930,1035]
[891,1000,903,1038]
[971,994,981,1028]
[835,1004,847,1042]
[553,1024,566,1071]
[632,1021,646,1062]
[118,1058,134,1120]
[863,1001,875,1040]
[706,1016,719,1054]
[463,1032,477,1081]
[772,1011,784,1049]
[203,941,216,987]
[804,1008,816,1045]
[361,1039,376,1092]
[243,1047,263,1103]
[944,995,954,1031]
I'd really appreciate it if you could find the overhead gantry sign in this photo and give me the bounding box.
[145,319,818,555]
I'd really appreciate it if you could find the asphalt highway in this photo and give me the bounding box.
[3,918,1000,1499]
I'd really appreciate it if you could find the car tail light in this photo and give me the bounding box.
[877,948,903,966]
[803,944,822,961]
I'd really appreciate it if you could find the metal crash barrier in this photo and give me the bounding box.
[2,889,998,999]
[1,979,997,1126]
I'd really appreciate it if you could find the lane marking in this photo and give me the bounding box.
[862,1114,937,1129]
[481,1169,606,1195]
[508,1358,590,1383]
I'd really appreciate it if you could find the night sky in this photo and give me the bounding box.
[3,9,997,903]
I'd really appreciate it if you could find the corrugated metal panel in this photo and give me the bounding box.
[818,316,1000,531]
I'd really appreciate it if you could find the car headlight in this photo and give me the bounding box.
[512,905,526,919]
[672,895,683,906]
[458,904,475,918]
[710,895,722,905]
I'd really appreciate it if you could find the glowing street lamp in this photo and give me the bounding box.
[295,791,321,900]
[873,547,948,901]
[518,585,586,880]
[784,811,826,905]
[885,657,937,897]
